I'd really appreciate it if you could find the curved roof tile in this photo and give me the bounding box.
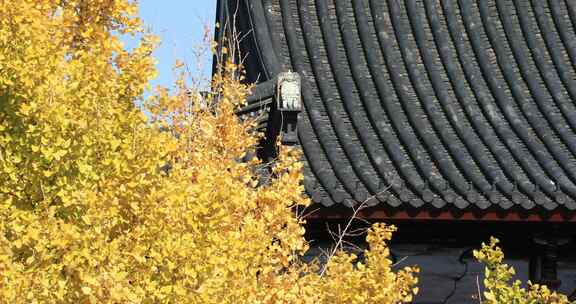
[222,0,576,211]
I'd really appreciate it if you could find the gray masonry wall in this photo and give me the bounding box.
[304,242,576,303]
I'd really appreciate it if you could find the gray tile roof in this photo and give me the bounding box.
[221,0,576,211]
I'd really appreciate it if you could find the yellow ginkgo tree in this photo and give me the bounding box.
[0,1,418,303]
[2,1,575,304]
[474,238,570,304]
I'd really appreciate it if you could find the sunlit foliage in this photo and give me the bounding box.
[0,1,419,303]
[474,238,570,304]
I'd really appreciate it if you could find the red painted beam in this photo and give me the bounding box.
[303,206,576,222]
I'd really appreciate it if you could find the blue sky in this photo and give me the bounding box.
[136,1,217,91]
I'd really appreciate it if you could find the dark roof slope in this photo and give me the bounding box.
[219,0,576,211]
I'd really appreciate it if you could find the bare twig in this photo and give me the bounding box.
[391,256,409,268]
[319,187,391,277]
[476,275,483,304]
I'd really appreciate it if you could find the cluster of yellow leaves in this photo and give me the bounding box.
[0,1,419,303]
[474,238,571,304]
